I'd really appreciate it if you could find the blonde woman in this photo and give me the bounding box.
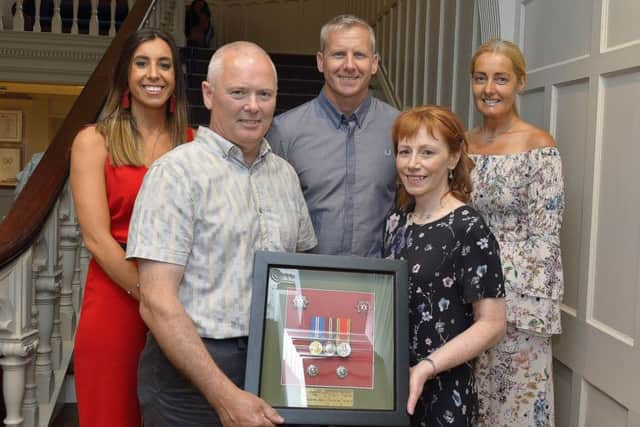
[468,39,565,426]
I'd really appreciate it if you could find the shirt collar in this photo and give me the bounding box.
[196,126,272,165]
[317,90,372,129]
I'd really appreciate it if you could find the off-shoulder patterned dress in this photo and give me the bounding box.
[469,147,565,427]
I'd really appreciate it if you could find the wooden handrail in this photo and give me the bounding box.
[0,0,155,269]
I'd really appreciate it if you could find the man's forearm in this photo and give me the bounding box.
[139,290,238,413]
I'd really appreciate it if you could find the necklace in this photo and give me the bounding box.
[145,129,164,165]
[482,119,517,143]
[409,210,436,223]
[410,194,456,224]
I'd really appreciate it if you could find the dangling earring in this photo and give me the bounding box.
[448,168,453,181]
[169,94,176,114]
[121,87,130,109]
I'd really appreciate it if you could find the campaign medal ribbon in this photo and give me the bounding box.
[336,317,352,358]
[308,316,324,355]
[324,317,336,356]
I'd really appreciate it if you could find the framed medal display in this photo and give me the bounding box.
[246,251,409,426]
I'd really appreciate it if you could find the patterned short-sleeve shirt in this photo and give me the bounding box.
[127,126,317,338]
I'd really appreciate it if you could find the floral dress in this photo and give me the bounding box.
[383,205,505,427]
[469,147,565,427]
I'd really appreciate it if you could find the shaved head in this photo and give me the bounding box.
[207,41,278,89]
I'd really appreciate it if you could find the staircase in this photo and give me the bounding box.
[180,47,324,128]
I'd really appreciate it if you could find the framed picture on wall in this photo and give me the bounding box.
[245,250,410,426]
[0,146,22,186]
[0,110,23,142]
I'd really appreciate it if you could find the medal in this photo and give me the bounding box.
[355,300,370,313]
[307,364,319,377]
[336,317,351,358]
[292,294,308,310]
[308,316,324,355]
[336,365,349,379]
[308,341,323,355]
[336,342,351,357]
[324,341,336,355]
[324,317,336,355]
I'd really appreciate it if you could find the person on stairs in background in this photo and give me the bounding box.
[185,0,214,48]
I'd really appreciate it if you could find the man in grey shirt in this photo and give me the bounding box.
[127,41,316,426]
[267,14,399,258]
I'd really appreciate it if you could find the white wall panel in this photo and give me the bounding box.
[424,0,440,104]
[603,0,640,50]
[584,381,629,427]
[436,0,455,107]
[412,0,427,106]
[403,0,417,108]
[591,70,640,340]
[519,87,545,130]
[553,79,589,312]
[553,359,573,427]
[521,0,591,70]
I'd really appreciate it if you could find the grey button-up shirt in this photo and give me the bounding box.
[126,127,317,338]
[267,92,399,257]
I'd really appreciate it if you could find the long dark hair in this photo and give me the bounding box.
[97,28,189,166]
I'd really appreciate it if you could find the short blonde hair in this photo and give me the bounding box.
[471,39,527,84]
[470,39,527,116]
[206,41,277,88]
[319,14,376,53]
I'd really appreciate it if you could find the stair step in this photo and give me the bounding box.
[278,78,323,94]
[185,59,211,75]
[182,49,319,124]
[180,46,216,61]
[189,106,209,128]
[187,89,205,106]
[269,53,318,67]
[180,49,317,66]
[185,60,322,80]
[276,65,323,80]
[186,74,322,94]
[50,403,78,427]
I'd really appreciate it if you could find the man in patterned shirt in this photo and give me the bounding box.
[127,41,316,426]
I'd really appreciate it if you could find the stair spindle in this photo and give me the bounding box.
[89,0,99,36]
[52,0,62,34]
[33,0,41,32]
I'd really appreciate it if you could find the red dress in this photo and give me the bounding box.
[74,129,194,426]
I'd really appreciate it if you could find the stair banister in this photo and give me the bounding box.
[0,1,156,425]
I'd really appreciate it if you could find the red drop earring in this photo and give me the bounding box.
[121,88,130,109]
[169,94,176,113]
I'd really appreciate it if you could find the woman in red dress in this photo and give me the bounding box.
[70,29,191,426]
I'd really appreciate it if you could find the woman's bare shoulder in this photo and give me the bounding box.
[72,125,106,153]
[524,123,556,150]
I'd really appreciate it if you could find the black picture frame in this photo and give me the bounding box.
[246,250,409,426]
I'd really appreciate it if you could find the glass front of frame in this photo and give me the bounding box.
[261,267,395,410]
[246,251,409,425]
